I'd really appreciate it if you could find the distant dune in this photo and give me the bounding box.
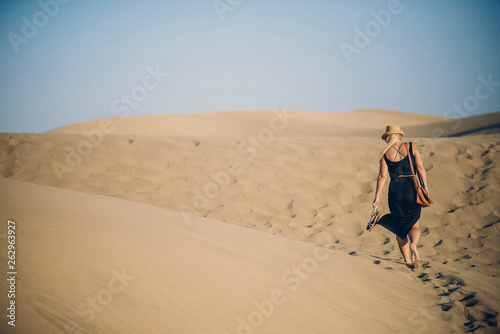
[1,109,499,333]
[48,109,500,137]
[46,109,442,137]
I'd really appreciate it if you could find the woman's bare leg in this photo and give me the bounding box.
[408,221,421,268]
[396,235,411,264]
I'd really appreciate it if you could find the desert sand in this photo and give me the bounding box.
[1,109,499,333]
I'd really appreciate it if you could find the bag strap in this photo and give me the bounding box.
[405,143,420,189]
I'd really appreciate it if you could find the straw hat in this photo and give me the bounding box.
[381,125,405,140]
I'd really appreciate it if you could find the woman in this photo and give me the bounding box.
[372,125,429,268]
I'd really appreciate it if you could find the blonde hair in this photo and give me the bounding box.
[379,133,403,161]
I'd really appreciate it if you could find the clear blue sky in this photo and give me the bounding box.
[1,0,499,133]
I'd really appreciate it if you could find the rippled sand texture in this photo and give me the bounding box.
[1,109,499,333]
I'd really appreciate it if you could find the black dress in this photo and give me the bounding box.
[378,142,421,239]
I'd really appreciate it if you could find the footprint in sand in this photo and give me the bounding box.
[460,294,479,307]
[7,135,19,146]
[417,273,430,282]
[415,267,499,331]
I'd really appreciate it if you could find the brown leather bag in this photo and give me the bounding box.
[406,143,433,207]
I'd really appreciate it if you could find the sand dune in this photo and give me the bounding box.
[48,109,449,137]
[0,177,450,334]
[48,109,500,138]
[404,112,500,138]
[1,109,500,333]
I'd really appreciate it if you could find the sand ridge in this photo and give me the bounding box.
[47,109,500,138]
[47,109,450,137]
[1,177,450,333]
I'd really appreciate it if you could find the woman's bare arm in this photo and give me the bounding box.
[373,157,388,208]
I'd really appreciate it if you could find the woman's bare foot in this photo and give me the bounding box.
[410,243,420,268]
